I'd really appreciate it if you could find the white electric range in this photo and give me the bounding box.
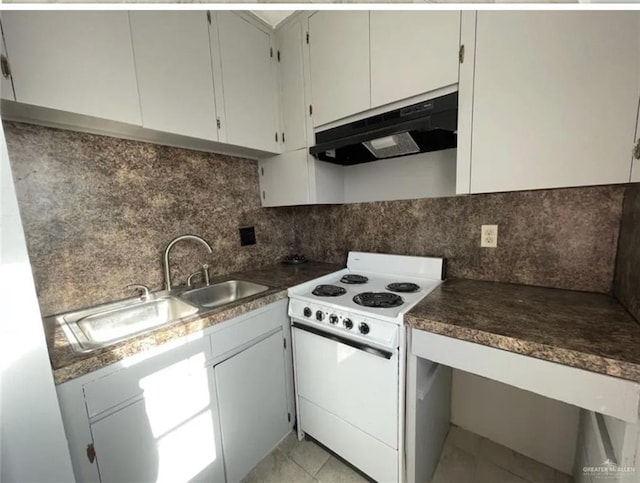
[288,252,446,483]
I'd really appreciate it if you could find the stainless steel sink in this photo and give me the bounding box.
[59,296,199,353]
[179,280,270,309]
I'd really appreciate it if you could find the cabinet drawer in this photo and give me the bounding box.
[83,337,211,419]
[211,300,286,358]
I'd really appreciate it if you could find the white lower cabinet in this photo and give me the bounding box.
[90,365,224,483]
[216,330,290,482]
[56,299,293,483]
[0,24,14,101]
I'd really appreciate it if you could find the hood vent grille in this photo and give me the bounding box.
[363,133,420,159]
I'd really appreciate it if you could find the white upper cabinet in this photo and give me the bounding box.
[370,12,461,108]
[259,148,345,207]
[2,12,141,125]
[276,19,307,152]
[215,12,279,153]
[466,12,640,194]
[308,11,370,127]
[129,12,218,141]
[259,149,311,207]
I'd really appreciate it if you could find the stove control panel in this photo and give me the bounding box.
[289,299,399,349]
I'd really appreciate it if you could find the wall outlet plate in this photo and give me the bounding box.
[239,226,256,246]
[481,225,498,248]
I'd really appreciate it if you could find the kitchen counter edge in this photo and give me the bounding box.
[405,278,640,383]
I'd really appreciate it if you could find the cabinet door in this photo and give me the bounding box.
[215,12,278,152]
[129,12,218,141]
[91,366,225,483]
[469,12,640,194]
[632,97,640,183]
[308,11,370,127]
[216,330,290,482]
[0,22,14,101]
[277,19,307,152]
[259,149,311,207]
[370,12,460,108]
[1,12,141,125]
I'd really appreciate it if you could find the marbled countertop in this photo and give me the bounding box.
[46,262,341,384]
[406,279,640,383]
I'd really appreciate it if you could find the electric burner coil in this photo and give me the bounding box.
[312,285,347,297]
[340,274,369,284]
[386,282,420,293]
[353,292,404,308]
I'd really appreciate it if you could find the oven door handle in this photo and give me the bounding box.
[292,322,394,360]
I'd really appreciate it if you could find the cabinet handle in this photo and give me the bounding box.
[634,138,640,160]
[0,55,10,79]
[262,190,266,200]
[275,132,278,143]
[282,132,285,144]
[459,45,465,64]
[86,443,96,463]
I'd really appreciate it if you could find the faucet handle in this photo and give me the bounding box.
[186,271,202,288]
[202,264,210,286]
[127,284,151,301]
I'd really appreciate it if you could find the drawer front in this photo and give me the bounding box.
[299,397,398,483]
[83,337,211,419]
[211,299,287,358]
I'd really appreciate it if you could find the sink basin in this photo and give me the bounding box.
[180,280,270,309]
[60,296,198,353]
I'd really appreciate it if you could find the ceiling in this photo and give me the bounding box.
[251,11,297,28]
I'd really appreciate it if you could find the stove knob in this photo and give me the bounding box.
[343,318,353,330]
[303,307,312,317]
[316,311,324,321]
[329,314,339,325]
[358,322,370,335]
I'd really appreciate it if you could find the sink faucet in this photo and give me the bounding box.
[163,234,213,291]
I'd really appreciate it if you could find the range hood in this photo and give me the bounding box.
[310,92,457,166]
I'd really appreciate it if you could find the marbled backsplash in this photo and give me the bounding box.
[614,183,640,321]
[5,122,296,316]
[292,186,626,294]
[6,121,629,316]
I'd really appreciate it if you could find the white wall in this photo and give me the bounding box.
[0,122,75,482]
[451,370,580,474]
[343,148,456,203]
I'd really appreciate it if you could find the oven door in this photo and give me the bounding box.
[292,321,399,448]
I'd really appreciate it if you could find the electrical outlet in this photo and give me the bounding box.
[239,226,256,246]
[481,225,498,248]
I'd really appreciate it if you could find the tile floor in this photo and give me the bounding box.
[433,426,573,483]
[242,425,574,483]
